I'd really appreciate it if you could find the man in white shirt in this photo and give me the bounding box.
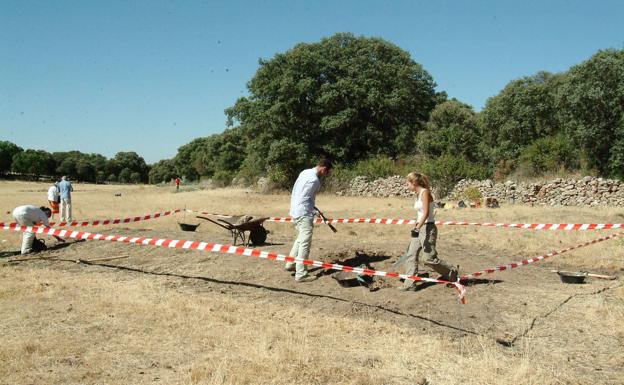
[285,158,333,282]
[12,205,65,254]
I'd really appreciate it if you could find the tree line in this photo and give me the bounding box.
[0,143,150,184]
[149,33,623,192]
[4,33,621,190]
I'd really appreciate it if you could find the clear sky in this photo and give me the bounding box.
[1,0,623,163]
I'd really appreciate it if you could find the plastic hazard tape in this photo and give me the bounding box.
[461,231,624,279]
[0,209,182,228]
[190,211,624,230]
[1,224,467,303]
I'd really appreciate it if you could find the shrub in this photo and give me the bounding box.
[516,134,579,177]
[463,186,483,202]
[212,170,234,187]
[419,155,491,197]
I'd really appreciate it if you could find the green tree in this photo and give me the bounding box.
[517,134,579,176]
[0,141,23,174]
[130,172,142,184]
[76,159,96,182]
[88,154,109,179]
[192,128,248,181]
[480,71,564,163]
[556,49,624,177]
[173,138,208,181]
[417,100,482,162]
[112,152,149,182]
[226,33,437,172]
[265,139,311,188]
[11,149,56,176]
[149,159,177,184]
[118,168,132,183]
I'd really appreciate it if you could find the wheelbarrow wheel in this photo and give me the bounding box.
[249,227,268,245]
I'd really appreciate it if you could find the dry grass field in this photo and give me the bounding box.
[1,180,623,385]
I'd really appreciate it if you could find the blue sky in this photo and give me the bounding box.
[1,0,623,163]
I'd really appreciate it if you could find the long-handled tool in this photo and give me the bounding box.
[314,206,337,233]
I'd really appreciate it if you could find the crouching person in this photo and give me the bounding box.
[12,205,65,254]
[398,172,458,291]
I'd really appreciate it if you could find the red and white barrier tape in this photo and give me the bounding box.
[0,209,182,228]
[192,211,624,230]
[1,224,467,303]
[461,231,624,279]
[270,217,624,230]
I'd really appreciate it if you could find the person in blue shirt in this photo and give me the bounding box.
[58,176,74,222]
[285,158,333,282]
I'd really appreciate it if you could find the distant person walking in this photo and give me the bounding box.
[285,158,333,282]
[175,177,181,191]
[398,172,458,291]
[12,205,65,254]
[58,176,73,222]
[47,182,60,219]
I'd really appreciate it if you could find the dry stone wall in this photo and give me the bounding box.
[337,175,624,206]
[336,176,416,197]
[451,177,624,206]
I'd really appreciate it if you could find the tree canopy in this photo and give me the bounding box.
[417,100,482,162]
[1,143,151,183]
[480,71,564,163]
[0,141,23,175]
[556,49,624,177]
[225,33,437,178]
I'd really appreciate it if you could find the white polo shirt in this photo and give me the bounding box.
[289,167,321,218]
[47,185,59,201]
[12,205,50,226]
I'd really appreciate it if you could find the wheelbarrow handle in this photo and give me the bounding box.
[196,216,232,230]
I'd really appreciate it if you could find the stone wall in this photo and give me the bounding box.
[451,177,624,206]
[336,176,415,197]
[337,175,624,206]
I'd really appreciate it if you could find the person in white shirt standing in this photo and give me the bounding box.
[47,182,60,220]
[58,176,73,222]
[285,158,333,282]
[397,172,458,291]
[12,205,65,254]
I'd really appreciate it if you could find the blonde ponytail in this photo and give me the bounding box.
[406,172,431,190]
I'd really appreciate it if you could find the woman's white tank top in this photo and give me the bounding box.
[414,189,435,223]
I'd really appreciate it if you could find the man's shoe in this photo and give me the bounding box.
[295,274,318,283]
[284,264,295,272]
[397,279,416,291]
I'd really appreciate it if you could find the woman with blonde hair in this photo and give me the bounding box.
[397,172,458,290]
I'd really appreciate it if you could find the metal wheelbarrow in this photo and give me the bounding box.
[196,215,270,246]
